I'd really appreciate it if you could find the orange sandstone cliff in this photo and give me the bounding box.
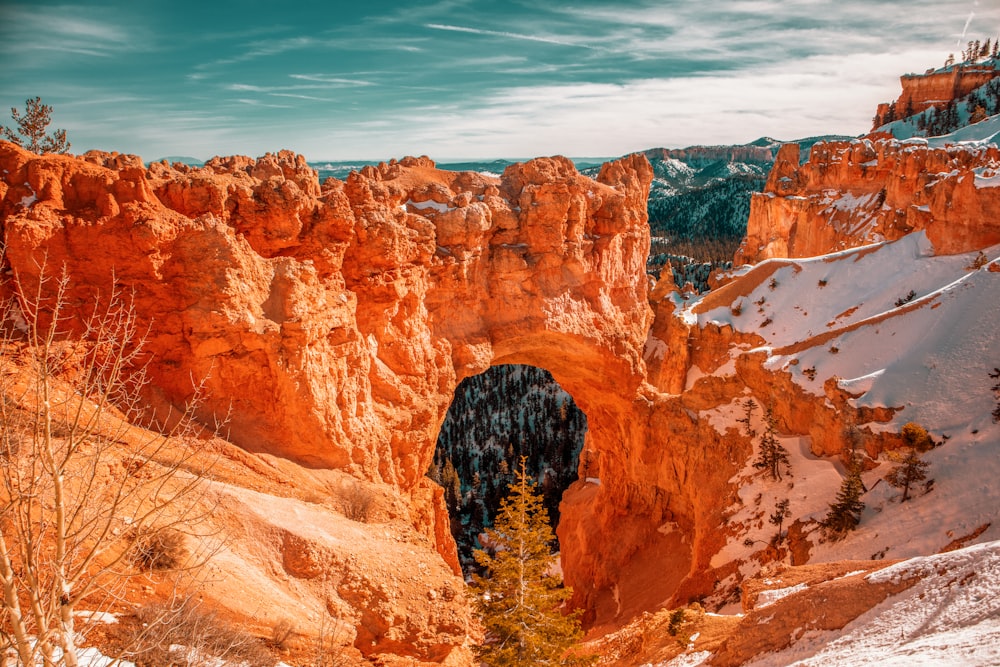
[3,125,1000,664]
[874,61,1000,126]
[736,138,1000,265]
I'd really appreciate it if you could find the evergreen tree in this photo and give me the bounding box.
[472,458,589,666]
[823,431,866,537]
[753,404,790,481]
[2,97,71,154]
[737,398,757,439]
[769,498,791,543]
[886,450,930,503]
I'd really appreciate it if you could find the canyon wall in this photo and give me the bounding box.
[736,138,1000,264]
[5,123,998,658]
[874,61,1000,125]
[3,141,709,637]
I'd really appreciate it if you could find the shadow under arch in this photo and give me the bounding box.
[433,363,588,574]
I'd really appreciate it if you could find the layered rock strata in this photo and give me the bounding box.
[874,61,1000,125]
[737,138,1000,264]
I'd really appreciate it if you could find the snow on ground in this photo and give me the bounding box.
[755,582,808,608]
[743,539,1000,666]
[926,113,1000,148]
[689,229,1000,580]
[707,398,843,572]
[688,233,1000,438]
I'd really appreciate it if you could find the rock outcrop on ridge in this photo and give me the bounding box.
[3,100,1000,663]
[736,138,1000,264]
[874,60,1000,126]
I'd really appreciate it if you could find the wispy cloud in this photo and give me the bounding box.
[235,98,292,109]
[288,74,375,86]
[0,5,142,60]
[425,23,595,49]
[268,93,332,102]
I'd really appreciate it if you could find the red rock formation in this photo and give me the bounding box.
[874,61,1000,127]
[737,138,1000,264]
[0,140,676,635]
[5,110,998,655]
[644,143,776,167]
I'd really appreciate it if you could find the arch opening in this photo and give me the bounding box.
[431,364,587,575]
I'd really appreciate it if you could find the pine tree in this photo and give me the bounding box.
[769,498,791,543]
[886,450,930,503]
[753,405,790,481]
[824,441,866,537]
[737,398,757,439]
[2,97,70,154]
[472,458,589,666]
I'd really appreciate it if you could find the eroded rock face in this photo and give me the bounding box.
[737,138,1000,264]
[0,140,669,635]
[874,62,1000,126]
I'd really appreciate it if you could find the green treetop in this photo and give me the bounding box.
[472,457,590,666]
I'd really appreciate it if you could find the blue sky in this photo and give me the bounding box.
[2,1,998,161]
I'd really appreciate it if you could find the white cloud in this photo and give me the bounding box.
[425,23,595,49]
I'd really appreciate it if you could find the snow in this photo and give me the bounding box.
[20,182,36,208]
[688,235,1000,426]
[691,229,1000,589]
[755,582,809,608]
[743,540,1000,666]
[405,198,454,213]
[74,610,118,624]
[707,400,843,571]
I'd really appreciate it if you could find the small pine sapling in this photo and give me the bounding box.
[769,498,791,544]
[823,426,867,537]
[753,405,790,481]
[737,398,757,439]
[886,449,930,503]
[894,290,917,307]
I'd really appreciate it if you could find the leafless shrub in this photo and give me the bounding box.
[341,482,375,522]
[313,615,353,667]
[0,257,219,666]
[126,596,276,667]
[131,528,188,571]
[271,617,296,650]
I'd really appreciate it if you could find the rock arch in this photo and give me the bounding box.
[1,142,713,626]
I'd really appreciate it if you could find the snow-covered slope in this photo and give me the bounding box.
[676,231,1000,587]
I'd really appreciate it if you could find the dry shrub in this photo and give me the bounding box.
[271,618,296,650]
[125,596,276,667]
[131,528,187,571]
[341,483,375,522]
[901,421,935,452]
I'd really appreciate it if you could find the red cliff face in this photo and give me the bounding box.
[2,141,688,636]
[874,62,1000,126]
[5,120,998,657]
[737,138,1000,264]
